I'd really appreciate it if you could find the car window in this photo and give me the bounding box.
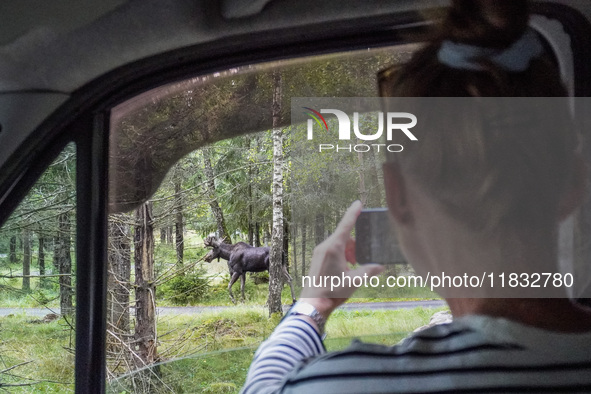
[0,142,76,392]
[105,44,431,392]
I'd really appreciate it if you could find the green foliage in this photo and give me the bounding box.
[1,143,76,236]
[249,271,269,285]
[30,288,54,306]
[159,269,211,305]
[154,242,178,271]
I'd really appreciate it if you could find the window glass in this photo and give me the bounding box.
[106,45,430,392]
[0,142,76,392]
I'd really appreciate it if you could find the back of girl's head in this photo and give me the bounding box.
[380,0,577,233]
[380,0,566,97]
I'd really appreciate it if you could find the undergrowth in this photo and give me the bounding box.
[0,306,446,393]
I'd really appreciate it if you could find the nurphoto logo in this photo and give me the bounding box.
[303,107,417,153]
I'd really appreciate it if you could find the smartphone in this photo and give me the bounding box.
[355,208,404,264]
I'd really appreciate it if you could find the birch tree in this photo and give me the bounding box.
[268,70,284,316]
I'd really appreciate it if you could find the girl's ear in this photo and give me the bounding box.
[558,154,587,221]
[383,162,412,224]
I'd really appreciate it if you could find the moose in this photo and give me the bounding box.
[203,236,296,304]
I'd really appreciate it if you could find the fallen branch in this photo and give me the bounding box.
[0,361,32,374]
[0,381,42,388]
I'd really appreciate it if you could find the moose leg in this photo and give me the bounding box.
[282,266,297,305]
[240,273,246,303]
[228,272,241,304]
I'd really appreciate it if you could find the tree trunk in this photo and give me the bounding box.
[134,202,157,367]
[107,217,131,345]
[283,201,291,268]
[22,229,31,292]
[268,70,284,316]
[283,218,289,267]
[368,148,384,207]
[315,213,325,245]
[9,235,16,263]
[160,228,166,244]
[357,143,369,205]
[107,216,131,372]
[167,226,173,244]
[301,221,307,277]
[292,224,298,280]
[38,236,46,288]
[247,138,255,246]
[254,222,261,247]
[248,183,254,246]
[202,148,232,244]
[56,212,73,316]
[53,233,59,271]
[264,225,271,245]
[334,209,342,236]
[175,181,184,267]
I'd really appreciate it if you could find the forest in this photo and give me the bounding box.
[0,44,441,392]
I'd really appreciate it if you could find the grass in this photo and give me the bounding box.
[0,305,447,393]
[327,307,440,339]
[181,280,440,307]
[155,307,282,357]
[0,286,61,309]
[0,234,443,392]
[0,314,75,393]
[106,306,447,393]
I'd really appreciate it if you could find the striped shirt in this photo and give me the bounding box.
[241,314,591,393]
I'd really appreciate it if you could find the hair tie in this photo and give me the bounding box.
[437,28,543,72]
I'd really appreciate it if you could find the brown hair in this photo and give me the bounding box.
[379,0,566,98]
[379,0,577,232]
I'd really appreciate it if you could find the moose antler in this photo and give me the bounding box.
[203,235,215,247]
[204,235,225,248]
